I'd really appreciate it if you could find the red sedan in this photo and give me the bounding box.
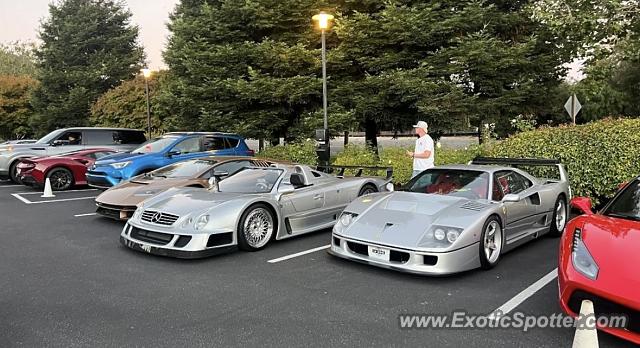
[559,178,640,344]
[17,148,117,190]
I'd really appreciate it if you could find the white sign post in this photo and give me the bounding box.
[564,94,582,125]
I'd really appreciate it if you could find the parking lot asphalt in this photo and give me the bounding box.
[0,181,635,347]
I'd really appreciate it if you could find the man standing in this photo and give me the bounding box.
[406,121,434,178]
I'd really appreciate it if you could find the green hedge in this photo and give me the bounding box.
[257,139,318,165]
[257,118,640,203]
[485,118,640,203]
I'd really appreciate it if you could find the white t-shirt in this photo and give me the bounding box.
[413,135,435,171]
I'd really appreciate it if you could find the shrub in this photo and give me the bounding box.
[484,118,640,203]
[257,139,318,165]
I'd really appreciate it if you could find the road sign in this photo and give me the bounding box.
[564,94,582,124]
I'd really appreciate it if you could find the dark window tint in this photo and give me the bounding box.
[204,137,227,151]
[115,130,146,144]
[85,131,116,145]
[225,137,239,148]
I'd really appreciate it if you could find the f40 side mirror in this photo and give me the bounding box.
[502,193,520,203]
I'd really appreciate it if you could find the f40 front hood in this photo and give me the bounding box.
[339,191,492,251]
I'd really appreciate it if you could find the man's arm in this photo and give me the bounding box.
[411,149,432,159]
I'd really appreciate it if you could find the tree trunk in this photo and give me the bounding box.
[364,117,378,154]
[344,131,349,146]
[477,116,484,145]
[259,138,264,151]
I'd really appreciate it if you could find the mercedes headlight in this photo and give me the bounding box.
[420,226,463,248]
[132,207,143,220]
[334,212,358,233]
[571,228,599,280]
[110,161,131,169]
[195,214,210,230]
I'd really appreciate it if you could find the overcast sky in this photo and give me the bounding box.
[0,0,180,70]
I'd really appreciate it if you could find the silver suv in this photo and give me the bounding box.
[0,127,146,183]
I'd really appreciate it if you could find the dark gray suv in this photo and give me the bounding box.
[0,127,146,183]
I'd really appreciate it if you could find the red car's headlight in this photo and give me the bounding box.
[571,228,599,280]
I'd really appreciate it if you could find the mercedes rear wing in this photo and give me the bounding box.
[470,157,569,183]
[316,165,393,181]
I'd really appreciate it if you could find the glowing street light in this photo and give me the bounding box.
[312,12,334,166]
[141,68,152,135]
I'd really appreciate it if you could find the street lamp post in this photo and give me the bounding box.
[141,68,152,136]
[312,12,334,167]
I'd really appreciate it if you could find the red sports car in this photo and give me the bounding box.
[559,178,640,344]
[17,148,117,190]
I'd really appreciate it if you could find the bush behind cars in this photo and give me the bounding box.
[258,118,640,203]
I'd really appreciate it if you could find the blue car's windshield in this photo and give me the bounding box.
[217,168,283,193]
[36,129,65,144]
[132,136,178,154]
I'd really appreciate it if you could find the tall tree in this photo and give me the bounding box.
[90,71,174,134]
[31,0,144,135]
[0,42,38,77]
[0,75,39,140]
[162,0,326,144]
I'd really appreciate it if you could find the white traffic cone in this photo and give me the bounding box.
[41,178,55,198]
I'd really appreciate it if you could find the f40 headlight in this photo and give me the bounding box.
[571,228,599,280]
[419,226,463,248]
[334,212,358,233]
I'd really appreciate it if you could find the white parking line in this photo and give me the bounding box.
[0,184,23,188]
[488,268,558,318]
[11,193,97,205]
[74,213,97,217]
[16,188,97,195]
[268,245,331,263]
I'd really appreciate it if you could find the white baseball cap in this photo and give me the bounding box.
[412,121,428,131]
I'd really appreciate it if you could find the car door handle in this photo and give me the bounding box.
[313,194,323,200]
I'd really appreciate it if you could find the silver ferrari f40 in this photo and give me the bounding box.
[328,157,571,275]
[120,164,392,258]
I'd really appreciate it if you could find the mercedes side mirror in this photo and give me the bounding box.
[213,171,229,178]
[571,197,594,215]
[502,194,520,203]
[51,139,65,146]
[207,176,219,191]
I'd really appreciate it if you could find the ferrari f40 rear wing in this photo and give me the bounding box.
[470,157,569,183]
[316,165,393,181]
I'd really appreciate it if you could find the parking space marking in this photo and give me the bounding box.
[11,193,97,205]
[267,245,330,263]
[488,268,558,318]
[15,188,97,195]
[74,213,97,217]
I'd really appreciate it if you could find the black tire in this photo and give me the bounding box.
[9,161,22,184]
[548,195,568,237]
[479,216,504,270]
[237,203,277,252]
[46,167,74,191]
[358,184,377,196]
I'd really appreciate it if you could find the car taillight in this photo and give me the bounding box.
[247,149,255,156]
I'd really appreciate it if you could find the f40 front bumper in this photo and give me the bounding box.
[328,234,480,276]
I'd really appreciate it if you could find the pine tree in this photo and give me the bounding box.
[31,0,144,134]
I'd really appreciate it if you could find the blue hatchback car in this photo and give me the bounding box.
[86,132,253,188]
